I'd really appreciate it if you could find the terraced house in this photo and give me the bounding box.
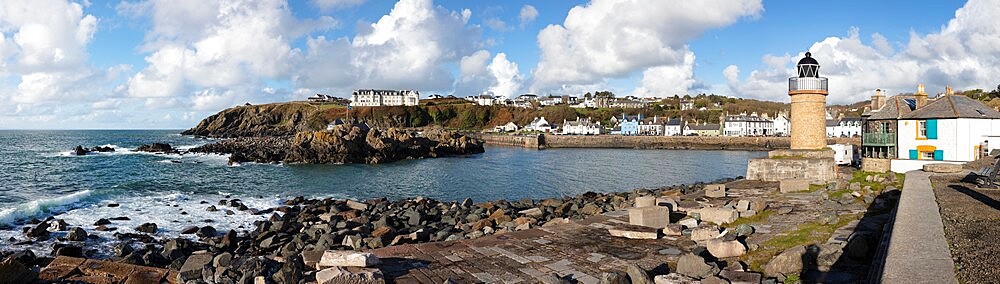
[862,85,1000,173]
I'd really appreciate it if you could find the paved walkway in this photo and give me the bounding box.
[371,214,688,284]
[880,170,958,284]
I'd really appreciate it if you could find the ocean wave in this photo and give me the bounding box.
[0,190,95,226]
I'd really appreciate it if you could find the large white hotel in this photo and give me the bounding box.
[349,89,420,107]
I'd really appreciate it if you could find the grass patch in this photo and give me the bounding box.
[828,188,854,199]
[741,213,859,272]
[849,171,905,193]
[727,210,774,227]
[784,273,802,284]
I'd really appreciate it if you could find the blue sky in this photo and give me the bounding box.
[0,0,996,129]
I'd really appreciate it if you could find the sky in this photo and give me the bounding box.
[0,0,997,129]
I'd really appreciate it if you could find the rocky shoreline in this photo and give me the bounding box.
[189,125,484,165]
[0,178,738,283]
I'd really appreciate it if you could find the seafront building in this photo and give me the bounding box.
[826,117,862,137]
[686,123,722,136]
[637,116,665,136]
[664,118,685,136]
[350,89,419,107]
[618,114,641,136]
[524,117,554,132]
[561,117,602,135]
[862,84,1000,172]
[723,113,774,136]
[773,112,790,136]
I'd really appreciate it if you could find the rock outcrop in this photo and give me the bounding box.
[181,103,323,138]
[190,125,484,164]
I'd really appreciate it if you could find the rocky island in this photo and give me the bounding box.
[181,104,484,165]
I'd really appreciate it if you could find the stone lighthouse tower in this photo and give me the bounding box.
[745,52,836,183]
[788,52,829,150]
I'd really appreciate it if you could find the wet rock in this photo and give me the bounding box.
[206,205,218,212]
[178,254,213,282]
[94,225,116,232]
[180,226,199,234]
[26,222,50,239]
[113,242,134,257]
[0,257,38,283]
[49,219,69,231]
[65,227,88,241]
[52,244,83,257]
[676,254,720,279]
[72,145,89,156]
[135,223,158,234]
[136,143,176,153]
[94,218,111,226]
[196,226,218,238]
[110,216,130,221]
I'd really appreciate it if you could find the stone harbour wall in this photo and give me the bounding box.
[479,134,542,149]
[541,135,858,151]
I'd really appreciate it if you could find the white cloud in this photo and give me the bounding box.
[725,0,1000,104]
[487,53,522,99]
[122,0,336,108]
[530,0,762,96]
[312,0,366,11]
[631,51,696,97]
[519,5,538,26]
[484,18,508,32]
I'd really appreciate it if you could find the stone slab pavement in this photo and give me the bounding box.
[371,214,690,284]
[39,256,178,284]
[879,170,958,284]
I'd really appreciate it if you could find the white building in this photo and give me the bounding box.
[525,117,553,132]
[773,113,790,136]
[826,118,862,137]
[896,94,1000,165]
[493,122,519,132]
[679,101,695,111]
[664,118,685,136]
[570,99,597,108]
[638,116,665,136]
[561,117,602,135]
[468,94,498,106]
[350,89,419,107]
[723,113,774,136]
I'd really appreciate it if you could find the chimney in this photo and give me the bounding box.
[915,83,928,109]
[871,89,885,110]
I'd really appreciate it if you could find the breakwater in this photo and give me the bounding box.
[482,134,859,151]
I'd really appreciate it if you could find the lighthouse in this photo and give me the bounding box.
[745,51,836,183]
[788,52,829,150]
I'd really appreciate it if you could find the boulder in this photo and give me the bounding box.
[690,226,721,242]
[678,217,699,228]
[315,266,385,284]
[178,254,213,282]
[196,226,218,238]
[599,271,629,284]
[26,222,50,239]
[136,143,176,153]
[763,245,806,277]
[676,254,720,279]
[318,251,381,268]
[135,223,158,234]
[662,224,683,236]
[180,226,199,234]
[628,206,670,228]
[735,200,751,212]
[705,184,727,198]
[635,196,657,208]
[65,227,88,241]
[0,257,37,283]
[706,239,747,258]
[695,208,739,225]
[346,200,368,211]
[719,270,762,284]
[624,263,652,284]
[923,163,962,173]
[701,276,731,284]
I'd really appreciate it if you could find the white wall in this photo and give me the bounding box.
[890,159,964,173]
[897,118,1000,162]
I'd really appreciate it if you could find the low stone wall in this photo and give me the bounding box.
[479,134,542,149]
[542,135,858,151]
[745,157,837,182]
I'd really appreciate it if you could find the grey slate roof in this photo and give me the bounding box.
[688,124,720,131]
[902,95,1000,119]
[867,95,918,120]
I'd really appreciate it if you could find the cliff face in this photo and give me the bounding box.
[181,103,324,138]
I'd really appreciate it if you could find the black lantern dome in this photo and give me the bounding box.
[796,52,820,78]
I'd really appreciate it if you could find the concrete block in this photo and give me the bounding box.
[655,197,678,211]
[628,206,671,228]
[635,196,657,208]
[779,179,812,193]
[923,163,963,173]
[678,217,699,228]
[662,224,683,236]
[696,208,739,225]
[735,200,751,212]
[705,184,727,198]
[690,226,721,242]
[608,228,659,239]
[319,251,380,268]
[315,266,385,284]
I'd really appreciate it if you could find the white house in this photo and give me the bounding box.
[525,117,553,132]
[350,89,419,107]
[561,117,602,135]
[895,94,1000,166]
[723,113,774,136]
[638,116,664,136]
[679,101,695,111]
[469,94,498,106]
[826,117,862,137]
[493,122,519,132]
[664,118,685,136]
[773,113,790,136]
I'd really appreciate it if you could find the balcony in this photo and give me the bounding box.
[863,132,896,146]
[789,77,828,93]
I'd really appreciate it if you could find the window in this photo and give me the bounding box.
[917,120,927,139]
[921,151,935,160]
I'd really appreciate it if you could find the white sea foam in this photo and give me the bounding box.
[0,190,94,225]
